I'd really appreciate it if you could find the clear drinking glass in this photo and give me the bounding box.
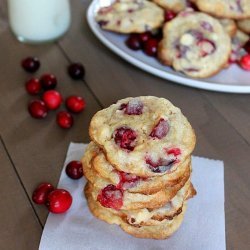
[8,0,71,44]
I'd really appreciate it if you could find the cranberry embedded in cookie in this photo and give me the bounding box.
[150,119,169,139]
[119,98,144,115]
[97,184,123,210]
[117,171,141,190]
[113,127,137,151]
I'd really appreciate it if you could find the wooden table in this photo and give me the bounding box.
[0,1,250,249]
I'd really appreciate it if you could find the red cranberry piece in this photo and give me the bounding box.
[121,99,143,115]
[28,99,48,119]
[126,34,142,50]
[97,185,123,210]
[117,171,140,190]
[40,74,57,90]
[197,39,216,57]
[164,10,176,22]
[146,157,175,173]
[32,183,54,205]
[167,148,181,156]
[66,161,83,179]
[114,127,137,151]
[244,39,250,54]
[21,57,40,73]
[239,54,250,71]
[139,31,152,44]
[143,38,159,57]
[25,78,41,95]
[42,90,62,110]
[46,189,72,214]
[65,96,86,113]
[56,111,74,129]
[68,63,85,80]
[150,119,169,139]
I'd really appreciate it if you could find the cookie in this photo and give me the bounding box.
[237,19,250,34]
[152,0,189,13]
[219,18,237,37]
[158,9,231,78]
[85,171,190,211]
[85,186,187,239]
[95,0,164,33]
[89,96,196,177]
[83,142,191,194]
[192,0,250,19]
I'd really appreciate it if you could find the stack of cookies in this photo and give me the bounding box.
[82,96,196,239]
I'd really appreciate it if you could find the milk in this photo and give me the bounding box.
[8,0,71,43]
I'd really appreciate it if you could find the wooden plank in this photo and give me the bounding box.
[58,1,250,249]
[0,29,101,224]
[0,138,42,250]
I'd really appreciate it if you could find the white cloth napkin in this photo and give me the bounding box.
[39,143,226,250]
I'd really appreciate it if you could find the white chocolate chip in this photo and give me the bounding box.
[180,34,195,46]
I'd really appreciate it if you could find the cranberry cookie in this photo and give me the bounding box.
[95,0,164,33]
[89,96,195,177]
[192,0,250,19]
[158,10,231,78]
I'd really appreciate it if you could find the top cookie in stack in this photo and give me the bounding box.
[83,96,196,239]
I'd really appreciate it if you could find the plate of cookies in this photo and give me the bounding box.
[87,0,250,93]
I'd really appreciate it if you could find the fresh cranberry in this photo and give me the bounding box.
[143,38,159,57]
[66,161,83,179]
[197,39,216,57]
[164,10,176,22]
[46,189,72,214]
[167,148,181,156]
[28,99,48,119]
[244,39,250,54]
[117,171,140,190]
[126,34,142,50]
[239,54,250,71]
[150,119,169,139]
[21,57,40,73]
[25,78,41,95]
[114,127,137,151]
[146,156,175,173]
[65,96,86,113]
[120,99,143,115]
[42,90,62,110]
[56,111,74,129]
[68,63,85,80]
[97,185,123,210]
[32,183,54,205]
[139,31,152,44]
[40,74,57,90]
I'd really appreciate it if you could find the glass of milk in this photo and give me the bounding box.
[8,0,71,43]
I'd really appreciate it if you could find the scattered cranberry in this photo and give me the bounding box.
[32,183,55,205]
[138,31,152,44]
[21,57,40,73]
[97,184,123,210]
[25,78,41,95]
[114,127,137,151]
[46,189,72,214]
[143,38,159,57]
[28,99,48,119]
[40,74,57,90]
[240,54,250,71]
[65,96,86,113]
[56,111,74,129]
[68,63,85,80]
[42,90,62,110]
[244,39,250,54]
[66,161,83,179]
[150,119,169,139]
[126,34,141,50]
[164,10,176,22]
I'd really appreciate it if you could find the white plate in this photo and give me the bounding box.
[87,0,250,93]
